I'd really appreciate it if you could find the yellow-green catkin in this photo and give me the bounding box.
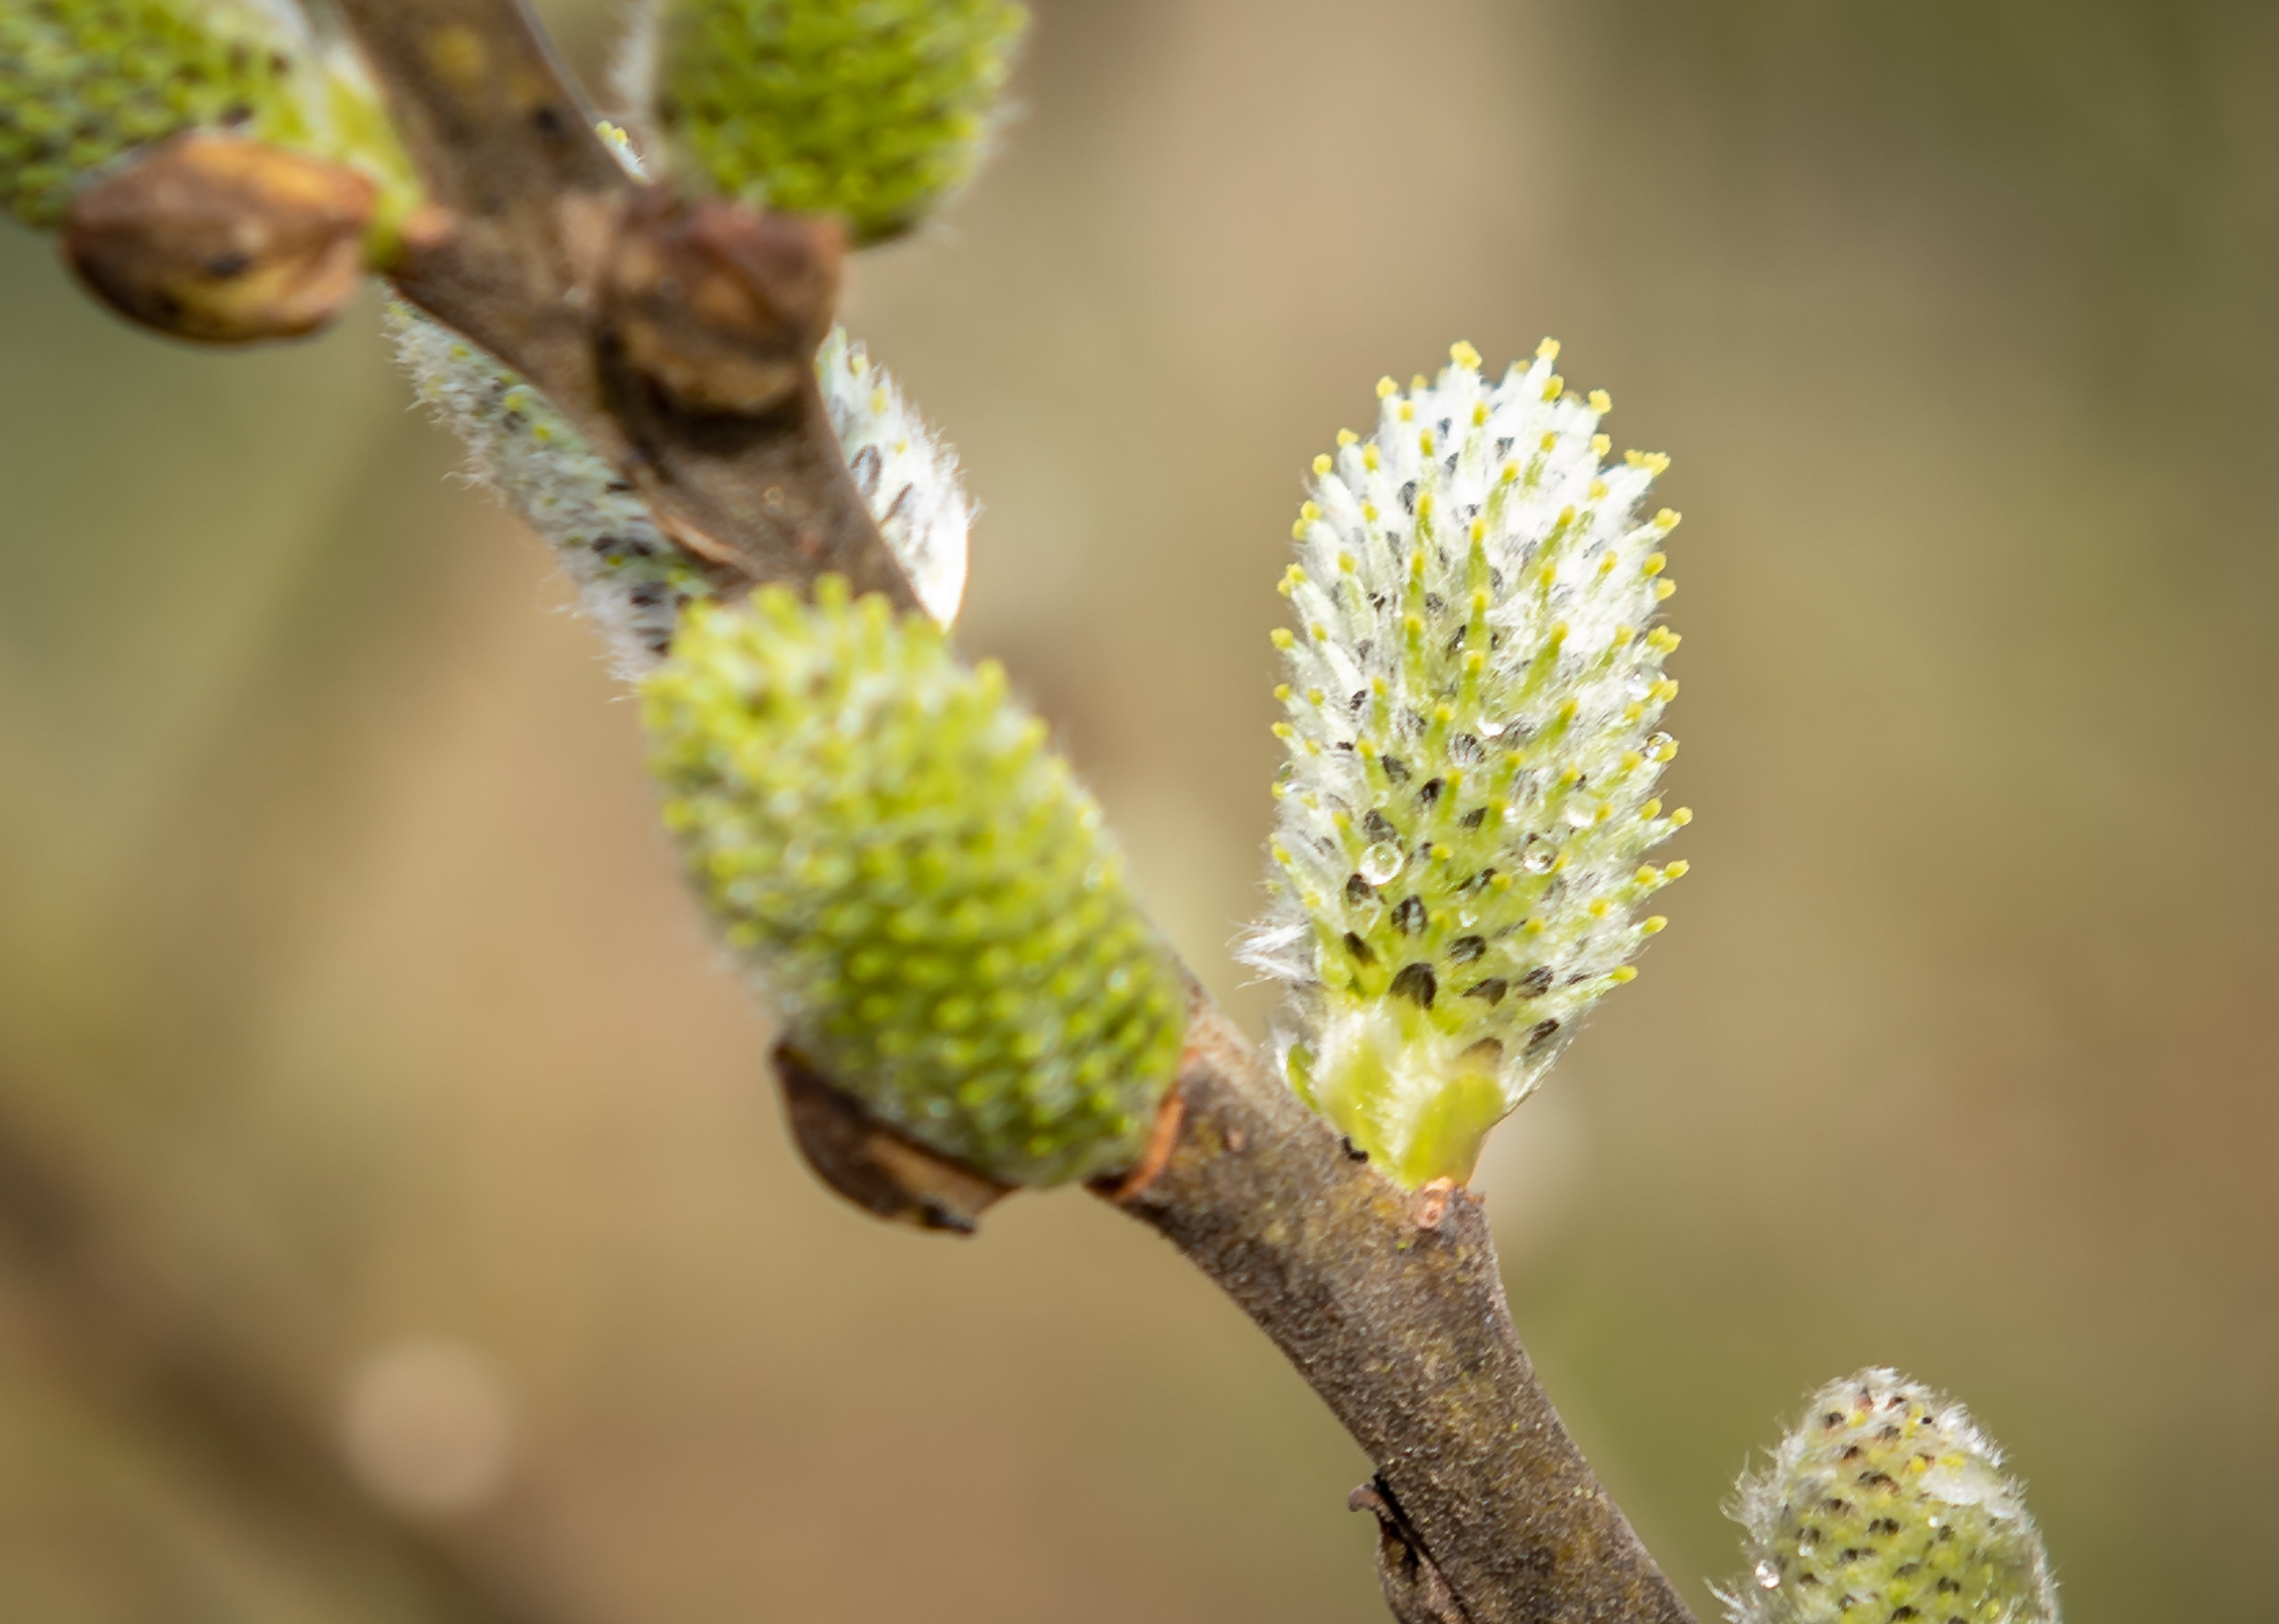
[629,0,1026,244]
[1727,1370,2061,1624]
[0,0,415,231]
[1244,340,1688,1187]
[642,579,1186,1186]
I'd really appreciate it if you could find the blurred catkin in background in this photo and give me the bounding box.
[0,0,2272,1620]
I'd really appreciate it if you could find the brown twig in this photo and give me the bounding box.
[316,5,1700,1618]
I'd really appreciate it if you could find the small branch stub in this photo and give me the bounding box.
[64,130,378,343]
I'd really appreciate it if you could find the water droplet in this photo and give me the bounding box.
[1359,842,1405,885]
[1645,731,1674,755]
[1476,716,1508,739]
[1521,847,1556,875]
[1562,798,1597,829]
[1625,673,1655,701]
[1754,1561,1781,1591]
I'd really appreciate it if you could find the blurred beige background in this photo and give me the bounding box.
[0,0,2273,1618]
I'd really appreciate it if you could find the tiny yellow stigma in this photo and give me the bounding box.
[1270,628,1296,650]
[1536,337,1561,362]
[1642,552,1667,576]
[1500,462,1520,483]
[1621,751,1644,772]
[1398,401,1415,422]
[1640,799,1662,819]
[1587,389,1612,414]
[1450,340,1483,370]
[1473,401,1490,427]
[1292,518,1310,539]
[1313,453,1333,475]
[1648,627,1681,651]
[1542,373,1564,401]
[1273,684,1292,701]
[1539,431,1558,452]
[1610,965,1639,984]
[1420,430,1436,456]
[1634,865,1660,885]
[1588,479,1610,501]
[1591,433,1612,457]
[1337,428,1360,446]
[1588,899,1610,918]
[1652,679,1679,702]
[1671,807,1693,826]
[1664,859,1691,879]
[1411,374,1429,392]
[1377,377,1399,399]
[1641,916,1668,935]
[1301,501,1323,522]
[1271,722,1294,740]
[1655,580,1677,601]
[1363,446,1381,472]
[1654,508,1681,529]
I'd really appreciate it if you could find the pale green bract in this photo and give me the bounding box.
[642,580,1187,1187]
[1727,1369,2061,1624]
[625,0,1026,243]
[1243,340,1690,1188]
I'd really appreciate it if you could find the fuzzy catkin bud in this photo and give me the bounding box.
[1242,340,1689,1188]
[627,0,1026,244]
[642,580,1187,1187]
[388,306,970,667]
[0,0,414,231]
[1727,1370,2061,1624]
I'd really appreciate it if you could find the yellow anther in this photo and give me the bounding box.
[1271,722,1294,740]
[1398,401,1415,422]
[1591,433,1611,457]
[1634,865,1659,885]
[1420,430,1436,456]
[1310,622,1331,641]
[1625,703,1644,722]
[1652,679,1679,702]
[1500,462,1521,483]
[1589,479,1610,501]
[1306,686,1325,705]
[1613,624,1635,644]
[1451,340,1483,370]
[1337,428,1360,446]
[1641,916,1668,934]
[1654,508,1681,529]
[1270,628,1295,650]
[1270,841,1290,863]
[1273,684,1292,701]
[1377,377,1399,399]
[1542,373,1564,401]
[1648,627,1681,650]
[1621,751,1644,772]
[1472,401,1489,427]
[1301,502,1322,522]
[1361,501,1379,521]
[1337,552,1357,573]
[1671,807,1693,826]
[1363,446,1381,472]
[1587,389,1612,414]
[1430,843,1451,861]
[1610,965,1639,984]
[1524,918,1546,935]
[1655,737,1680,761]
[1594,804,1614,823]
[1291,517,1311,539]
[1313,453,1334,475]
[1664,859,1691,878]
[1536,337,1561,361]
[1655,580,1677,601]
[1588,899,1610,918]
[1642,552,1667,575]
[1640,799,1662,820]
[1356,737,1378,759]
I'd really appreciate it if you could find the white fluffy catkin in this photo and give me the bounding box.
[387,310,972,669]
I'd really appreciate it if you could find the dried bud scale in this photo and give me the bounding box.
[388,307,970,669]
[627,0,1027,244]
[0,0,415,233]
[1243,340,1689,1188]
[1727,1369,2060,1624]
[642,580,1187,1187]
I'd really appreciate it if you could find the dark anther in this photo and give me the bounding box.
[1443,453,1458,476]
[1877,1424,1902,1441]
[1858,1471,1898,1491]
[1342,1137,1369,1162]
[1447,935,1486,964]
[849,442,883,495]
[1451,733,1483,763]
[1364,809,1401,843]
[1518,966,1554,996]
[1389,963,1438,1007]
[1838,1548,1865,1565]
[1495,435,1514,458]
[1890,1609,1918,1622]
[1823,1413,1846,1430]
[1459,807,1485,829]
[1935,1579,1962,1595]
[1525,1018,1561,1049]
[1868,1517,1900,1537]
[1392,896,1426,935]
[1351,689,1369,715]
[1424,592,1446,614]
[1840,1445,1863,1462]
[1346,873,1375,904]
[1399,479,1418,513]
[1418,777,1444,805]
[1343,931,1376,965]
[1464,978,1509,1005]
[1381,756,1411,783]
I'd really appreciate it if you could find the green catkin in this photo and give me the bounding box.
[1245,340,1689,1187]
[630,0,1027,244]
[642,580,1186,1186]
[1727,1369,2061,1624]
[0,0,416,232]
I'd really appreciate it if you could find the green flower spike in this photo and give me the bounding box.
[627,0,1027,244]
[0,0,416,232]
[642,579,1187,1187]
[1727,1369,2061,1624]
[391,307,971,667]
[1242,339,1690,1188]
